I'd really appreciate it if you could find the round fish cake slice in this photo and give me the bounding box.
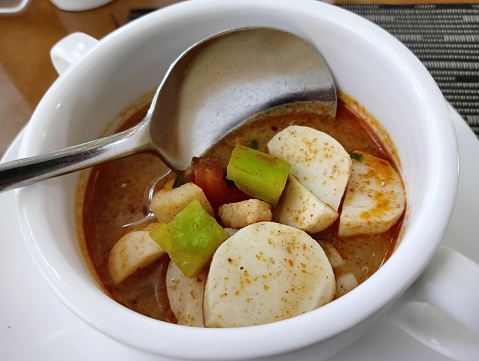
[275,174,338,233]
[204,222,335,327]
[338,151,405,237]
[267,125,352,212]
[108,228,165,285]
[166,260,207,327]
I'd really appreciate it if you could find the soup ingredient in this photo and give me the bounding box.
[166,260,207,327]
[203,222,335,327]
[226,144,290,206]
[192,158,250,209]
[336,273,359,297]
[150,199,229,277]
[320,242,346,268]
[108,228,166,284]
[267,126,352,211]
[275,174,338,233]
[218,199,273,229]
[338,151,405,237]
[224,228,238,237]
[82,100,405,326]
[150,182,214,223]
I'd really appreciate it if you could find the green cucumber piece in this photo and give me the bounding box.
[150,199,228,277]
[226,144,290,206]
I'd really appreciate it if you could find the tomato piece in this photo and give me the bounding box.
[192,158,250,209]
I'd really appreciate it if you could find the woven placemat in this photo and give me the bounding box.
[129,4,479,137]
[339,3,479,137]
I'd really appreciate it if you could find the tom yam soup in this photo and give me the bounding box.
[78,97,405,327]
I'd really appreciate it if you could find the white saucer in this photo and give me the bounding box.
[1,105,476,361]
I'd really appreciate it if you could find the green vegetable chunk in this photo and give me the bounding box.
[226,144,291,206]
[350,151,363,162]
[149,199,229,277]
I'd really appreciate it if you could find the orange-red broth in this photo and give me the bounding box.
[78,100,404,323]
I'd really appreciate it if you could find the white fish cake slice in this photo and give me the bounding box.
[166,260,207,327]
[109,229,166,284]
[267,125,351,211]
[204,222,335,327]
[276,174,338,233]
[338,151,405,237]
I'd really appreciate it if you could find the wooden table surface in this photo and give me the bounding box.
[0,0,476,158]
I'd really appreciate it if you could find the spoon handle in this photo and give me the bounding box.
[0,123,149,193]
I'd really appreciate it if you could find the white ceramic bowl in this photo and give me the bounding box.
[15,0,462,360]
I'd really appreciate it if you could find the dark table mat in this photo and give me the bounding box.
[129,3,479,137]
[339,3,479,138]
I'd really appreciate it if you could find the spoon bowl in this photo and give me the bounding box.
[0,27,336,192]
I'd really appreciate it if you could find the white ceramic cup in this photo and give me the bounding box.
[50,0,113,11]
[15,0,479,360]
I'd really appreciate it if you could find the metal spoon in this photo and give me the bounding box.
[0,27,336,193]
